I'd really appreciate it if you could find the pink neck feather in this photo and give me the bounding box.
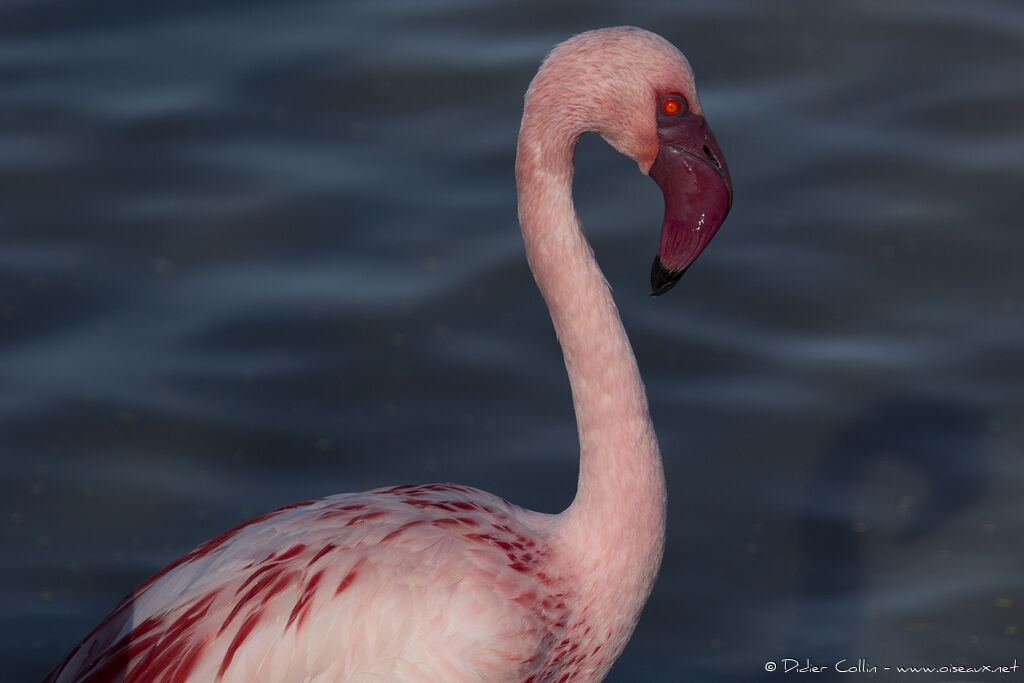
[515,64,667,650]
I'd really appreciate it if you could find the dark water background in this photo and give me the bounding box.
[3,1,1023,681]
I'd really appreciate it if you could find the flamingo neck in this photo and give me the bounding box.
[515,114,666,643]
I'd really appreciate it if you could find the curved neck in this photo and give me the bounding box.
[516,110,666,640]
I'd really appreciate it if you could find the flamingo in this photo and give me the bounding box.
[45,26,732,682]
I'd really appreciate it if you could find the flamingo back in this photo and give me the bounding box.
[44,484,611,682]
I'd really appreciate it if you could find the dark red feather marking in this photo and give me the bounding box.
[380,519,428,543]
[221,565,287,635]
[259,568,297,606]
[314,502,366,520]
[158,592,217,644]
[217,610,262,680]
[287,568,326,630]
[133,631,192,682]
[235,559,283,596]
[126,614,164,641]
[345,510,388,526]
[307,543,337,566]
[462,532,499,546]
[335,566,360,596]
[158,635,209,683]
[79,601,190,681]
[266,540,305,565]
[75,631,162,683]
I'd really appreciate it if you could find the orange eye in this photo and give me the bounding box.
[661,98,681,115]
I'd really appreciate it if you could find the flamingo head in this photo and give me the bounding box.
[647,91,732,295]
[524,27,732,295]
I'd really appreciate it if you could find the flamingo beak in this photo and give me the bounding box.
[648,111,732,295]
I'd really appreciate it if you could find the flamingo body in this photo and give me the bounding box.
[46,26,732,683]
[48,485,598,682]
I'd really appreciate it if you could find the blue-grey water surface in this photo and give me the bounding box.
[3,1,1023,681]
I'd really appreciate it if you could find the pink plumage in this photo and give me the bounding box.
[46,26,731,683]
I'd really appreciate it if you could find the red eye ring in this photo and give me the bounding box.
[661,98,682,115]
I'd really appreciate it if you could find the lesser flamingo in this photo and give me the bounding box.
[46,26,732,682]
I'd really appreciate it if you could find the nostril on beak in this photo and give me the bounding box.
[702,145,720,171]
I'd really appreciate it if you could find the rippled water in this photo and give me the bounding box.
[3,1,1023,681]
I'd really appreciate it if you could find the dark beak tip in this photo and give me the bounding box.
[650,256,685,296]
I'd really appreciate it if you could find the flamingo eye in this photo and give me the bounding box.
[661,98,683,115]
